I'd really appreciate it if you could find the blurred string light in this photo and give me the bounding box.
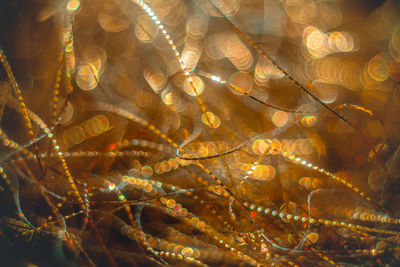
[0,0,400,266]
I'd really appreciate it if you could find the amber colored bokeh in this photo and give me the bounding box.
[0,0,400,266]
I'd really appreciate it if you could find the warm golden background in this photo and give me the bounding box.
[0,0,400,266]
